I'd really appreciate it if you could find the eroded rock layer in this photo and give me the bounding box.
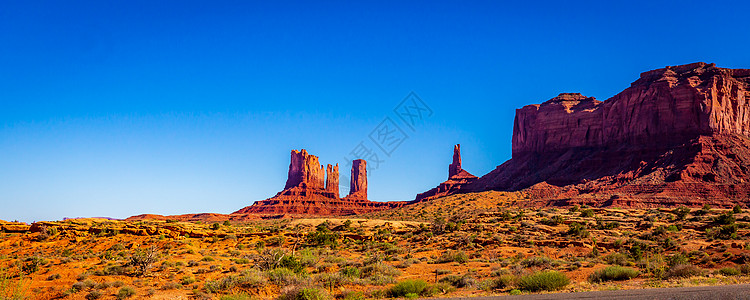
[436,63,750,207]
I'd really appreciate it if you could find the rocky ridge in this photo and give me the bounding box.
[423,63,750,207]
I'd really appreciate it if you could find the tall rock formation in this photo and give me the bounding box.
[234,150,401,215]
[284,149,325,190]
[463,62,750,207]
[449,144,462,177]
[346,159,368,200]
[326,164,340,198]
[415,144,477,202]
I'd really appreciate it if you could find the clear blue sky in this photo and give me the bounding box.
[1,0,748,222]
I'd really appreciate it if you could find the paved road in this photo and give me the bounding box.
[444,284,750,300]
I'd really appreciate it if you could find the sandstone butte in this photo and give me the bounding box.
[433,62,750,208]
[233,149,402,216]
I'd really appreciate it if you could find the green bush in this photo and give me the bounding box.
[603,253,630,266]
[580,209,595,218]
[278,287,331,300]
[116,287,136,299]
[389,280,428,297]
[340,266,361,278]
[438,275,476,288]
[85,290,103,300]
[221,293,253,300]
[566,222,589,237]
[434,250,468,264]
[1,268,28,300]
[266,268,302,285]
[718,267,741,276]
[673,206,691,220]
[588,266,639,283]
[666,264,702,278]
[518,271,569,292]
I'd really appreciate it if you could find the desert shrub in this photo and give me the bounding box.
[521,256,558,269]
[280,255,304,274]
[205,276,240,293]
[277,286,331,300]
[588,266,639,283]
[266,236,285,247]
[389,279,428,297]
[434,250,468,264]
[361,262,401,278]
[116,287,136,299]
[595,218,620,230]
[234,258,250,265]
[85,290,103,300]
[307,224,340,248]
[566,222,589,237]
[181,276,197,285]
[366,274,396,286]
[340,266,361,278]
[266,268,302,285]
[517,271,569,292]
[21,257,45,274]
[236,269,267,288]
[438,275,476,288]
[72,280,96,292]
[422,282,455,296]
[201,256,215,262]
[718,267,741,276]
[221,293,254,300]
[666,264,702,278]
[714,212,736,225]
[733,205,743,214]
[211,223,221,230]
[667,253,689,267]
[1,268,28,300]
[129,246,159,276]
[604,253,630,266]
[707,224,739,240]
[695,204,711,216]
[673,206,691,220]
[539,216,565,226]
[580,209,595,218]
[490,275,517,290]
[629,241,647,261]
[46,274,61,281]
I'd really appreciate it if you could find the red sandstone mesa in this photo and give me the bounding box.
[415,144,477,202]
[419,62,750,207]
[234,149,401,215]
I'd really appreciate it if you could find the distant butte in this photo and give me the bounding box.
[418,62,750,208]
[233,149,401,216]
[415,144,477,202]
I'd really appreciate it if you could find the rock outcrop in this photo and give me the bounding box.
[421,63,750,208]
[234,150,401,215]
[415,144,478,202]
[346,159,368,200]
[449,144,462,177]
[326,164,340,198]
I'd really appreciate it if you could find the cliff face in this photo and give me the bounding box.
[234,150,401,215]
[459,63,750,207]
[513,63,750,156]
